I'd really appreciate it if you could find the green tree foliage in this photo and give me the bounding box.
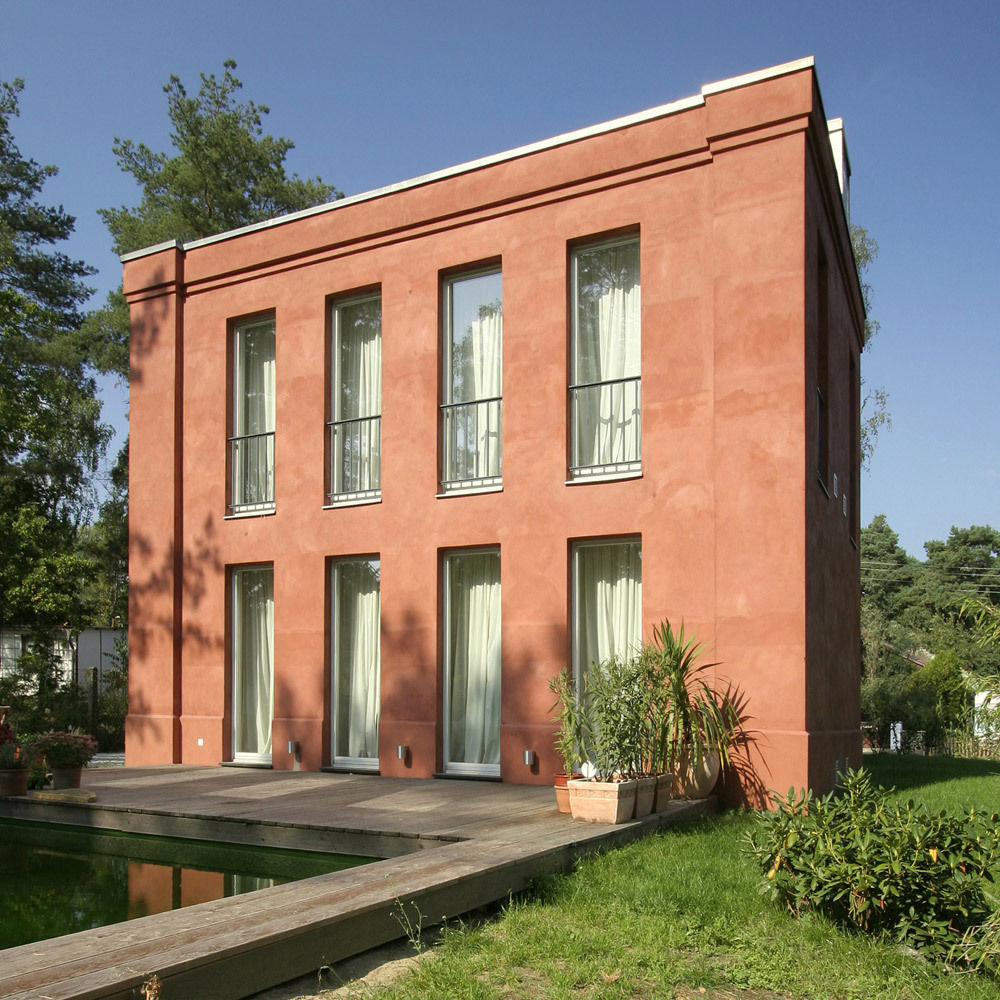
[84,59,339,379]
[0,79,109,632]
[850,224,890,469]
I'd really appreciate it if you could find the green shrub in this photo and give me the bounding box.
[745,768,1000,966]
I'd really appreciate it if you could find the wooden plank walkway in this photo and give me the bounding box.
[0,767,714,1000]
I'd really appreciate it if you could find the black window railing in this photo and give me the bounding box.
[328,414,382,501]
[440,397,502,490]
[569,375,641,478]
[229,431,275,513]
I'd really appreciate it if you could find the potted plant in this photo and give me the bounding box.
[549,667,583,813]
[0,717,31,797]
[567,655,642,823]
[639,621,739,799]
[34,730,98,789]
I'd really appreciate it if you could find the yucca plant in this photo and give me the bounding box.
[638,620,738,773]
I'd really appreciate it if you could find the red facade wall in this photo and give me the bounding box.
[124,60,863,803]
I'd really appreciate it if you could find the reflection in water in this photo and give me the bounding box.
[0,821,370,949]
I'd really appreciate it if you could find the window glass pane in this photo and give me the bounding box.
[232,567,274,757]
[235,320,275,436]
[332,559,380,761]
[337,298,382,421]
[574,540,641,683]
[446,551,501,768]
[447,271,502,404]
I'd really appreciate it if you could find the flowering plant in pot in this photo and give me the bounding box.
[0,717,31,795]
[34,730,98,787]
[640,620,739,798]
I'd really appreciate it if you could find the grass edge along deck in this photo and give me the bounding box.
[0,769,714,1000]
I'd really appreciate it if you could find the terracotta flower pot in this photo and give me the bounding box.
[567,778,637,824]
[51,767,83,790]
[554,773,571,813]
[634,776,656,817]
[654,772,674,811]
[674,749,721,799]
[0,768,29,797]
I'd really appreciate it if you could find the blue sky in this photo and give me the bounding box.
[5,0,997,559]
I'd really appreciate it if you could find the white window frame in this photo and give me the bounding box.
[442,547,502,777]
[330,556,381,771]
[231,564,274,766]
[440,267,503,494]
[568,235,642,482]
[328,293,382,506]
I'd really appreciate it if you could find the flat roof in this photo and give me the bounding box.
[121,56,816,264]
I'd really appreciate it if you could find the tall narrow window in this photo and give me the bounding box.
[232,566,274,764]
[329,294,382,503]
[569,237,641,479]
[572,539,641,689]
[230,317,276,514]
[849,352,859,542]
[443,549,501,776]
[330,557,381,769]
[441,269,502,491]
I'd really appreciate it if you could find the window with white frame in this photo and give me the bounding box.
[329,294,382,503]
[229,317,276,514]
[330,557,380,769]
[569,237,641,479]
[441,268,502,491]
[231,565,274,764]
[443,548,501,775]
[571,538,641,690]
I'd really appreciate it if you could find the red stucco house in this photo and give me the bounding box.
[123,57,863,804]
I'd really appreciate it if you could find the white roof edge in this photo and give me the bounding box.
[121,56,817,263]
[700,56,815,96]
[120,238,183,264]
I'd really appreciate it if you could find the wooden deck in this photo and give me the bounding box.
[0,767,714,1000]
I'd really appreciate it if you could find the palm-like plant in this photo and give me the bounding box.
[638,620,738,773]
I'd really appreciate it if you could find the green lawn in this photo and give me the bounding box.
[325,755,1000,1000]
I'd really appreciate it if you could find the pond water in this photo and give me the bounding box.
[0,819,373,950]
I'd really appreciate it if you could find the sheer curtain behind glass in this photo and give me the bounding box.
[333,559,380,762]
[234,320,276,507]
[572,241,641,471]
[334,297,381,496]
[575,540,641,684]
[233,567,274,758]
[444,271,502,485]
[446,551,501,769]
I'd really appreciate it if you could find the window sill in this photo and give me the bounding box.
[565,468,642,486]
[324,493,381,510]
[436,482,503,499]
[225,506,276,520]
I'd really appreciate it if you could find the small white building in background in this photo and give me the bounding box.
[0,628,125,691]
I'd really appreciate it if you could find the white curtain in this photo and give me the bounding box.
[336,298,381,494]
[576,540,642,682]
[233,567,274,757]
[573,241,641,468]
[447,551,501,767]
[235,320,276,505]
[333,559,380,760]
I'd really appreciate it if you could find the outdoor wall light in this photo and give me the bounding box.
[287,740,297,755]
[523,749,536,767]
[397,744,408,760]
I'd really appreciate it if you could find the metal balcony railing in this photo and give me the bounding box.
[328,414,382,501]
[440,397,502,490]
[569,375,641,478]
[229,431,275,513]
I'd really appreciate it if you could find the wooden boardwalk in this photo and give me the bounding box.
[0,767,713,1000]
